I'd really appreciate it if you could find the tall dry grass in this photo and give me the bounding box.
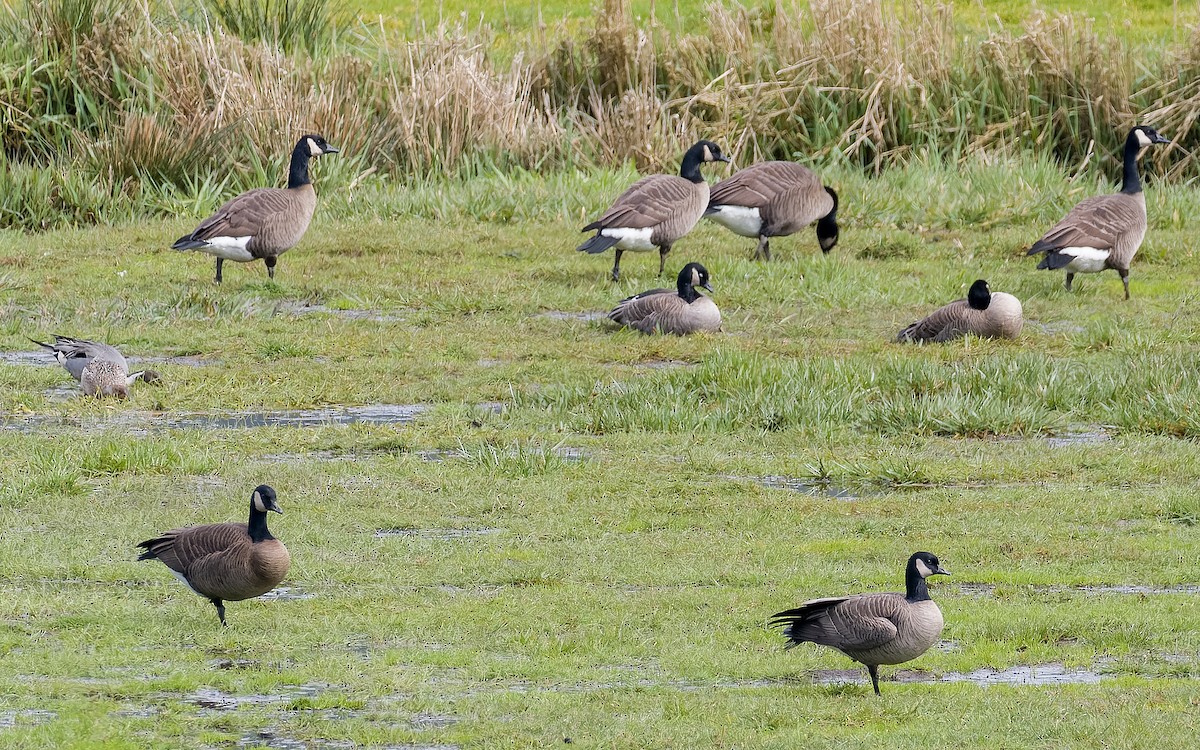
[0,0,1196,229]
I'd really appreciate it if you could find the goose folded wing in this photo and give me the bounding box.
[190,189,295,241]
[710,162,819,207]
[897,299,969,342]
[585,176,695,230]
[1028,196,1141,254]
[608,289,675,324]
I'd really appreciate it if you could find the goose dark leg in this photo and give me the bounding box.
[1064,273,1074,292]
[868,665,881,696]
[658,244,672,276]
[611,249,624,282]
[754,236,771,261]
[210,598,227,627]
[1119,269,1130,300]
[214,258,224,284]
[265,257,277,280]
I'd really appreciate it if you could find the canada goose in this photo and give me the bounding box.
[608,262,721,335]
[173,134,339,283]
[137,485,291,626]
[28,335,149,398]
[770,551,949,696]
[1026,125,1170,300]
[578,140,729,281]
[705,161,839,260]
[896,279,1023,343]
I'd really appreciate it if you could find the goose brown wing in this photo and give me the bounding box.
[188,188,294,241]
[709,162,820,208]
[1028,194,1141,254]
[772,593,904,651]
[608,289,676,326]
[896,299,970,342]
[137,522,248,576]
[584,175,695,230]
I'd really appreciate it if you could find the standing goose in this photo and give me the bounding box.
[608,262,721,335]
[173,134,339,283]
[28,335,154,398]
[137,485,291,626]
[705,161,839,260]
[896,279,1023,343]
[770,551,950,696]
[1026,125,1170,299]
[578,140,729,281]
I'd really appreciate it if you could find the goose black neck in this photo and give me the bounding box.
[1120,132,1142,195]
[905,562,931,602]
[679,146,706,184]
[247,506,276,542]
[677,276,701,303]
[287,142,312,189]
[816,187,839,246]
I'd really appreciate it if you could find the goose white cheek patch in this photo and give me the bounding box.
[915,558,933,577]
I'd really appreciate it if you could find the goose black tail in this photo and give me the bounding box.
[576,234,621,255]
[172,236,207,251]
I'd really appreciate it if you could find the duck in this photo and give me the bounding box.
[1026,125,1170,300]
[578,140,729,281]
[28,335,154,398]
[137,485,291,626]
[608,262,721,335]
[896,279,1023,343]
[770,551,950,696]
[705,161,839,260]
[173,134,339,283]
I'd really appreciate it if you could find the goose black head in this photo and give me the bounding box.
[301,134,340,157]
[1130,125,1170,150]
[678,262,714,293]
[817,187,839,253]
[909,551,950,578]
[251,485,284,515]
[695,140,730,164]
[967,279,991,310]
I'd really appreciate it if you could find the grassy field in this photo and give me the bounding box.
[2,146,1200,748]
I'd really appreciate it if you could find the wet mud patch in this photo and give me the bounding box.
[0,709,56,728]
[955,582,1200,597]
[1044,426,1111,447]
[631,359,693,370]
[375,527,503,541]
[276,301,406,323]
[187,683,330,712]
[729,474,864,501]
[813,663,1109,688]
[0,350,56,366]
[536,310,607,322]
[238,730,354,749]
[259,586,316,602]
[1,404,434,433]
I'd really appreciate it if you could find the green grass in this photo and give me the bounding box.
[2,152,1200,747]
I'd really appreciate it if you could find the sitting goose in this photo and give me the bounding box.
[173,134,339,283]
[137,485,291,626]
[896,279,1023,343]
[770,551,950,696]
[1026,125,1170,300]
[608,262,721,335]
[706,161,839,260]
[28,335,156,398]
[578,140,729,281]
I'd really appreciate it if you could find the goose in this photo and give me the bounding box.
[172,134,339,283]
[28,335,152,398]
[705,161,839,260]
[578,140,729,281]
[137,484,291,626]
[608,262,721,335]
[1026,125,1170,299]
[770,551,949,696]
[896,279,1023,343]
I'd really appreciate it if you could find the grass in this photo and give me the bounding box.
[2,148,1200,747]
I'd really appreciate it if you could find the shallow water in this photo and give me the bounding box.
[0,709,57,728]
[0,404,432,433]
[536,310,608,322]
[816,663,1109,687]
[732,474,861,501]
[276,301,406,323]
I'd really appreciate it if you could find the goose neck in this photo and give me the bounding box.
[287,143,312,189]
[905,565,931,602]
[1120,134,1142,195]
[248,507,276,542]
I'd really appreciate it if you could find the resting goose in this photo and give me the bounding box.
[29,335,152,398]
[608,262,721,335]
[578,140,729,281]
[137,485,291,626]
[896,279,1023,343]
[173,134,339,283]
[771,551,950,696]
[1026,125,1170,300]
[706,161,839,260]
